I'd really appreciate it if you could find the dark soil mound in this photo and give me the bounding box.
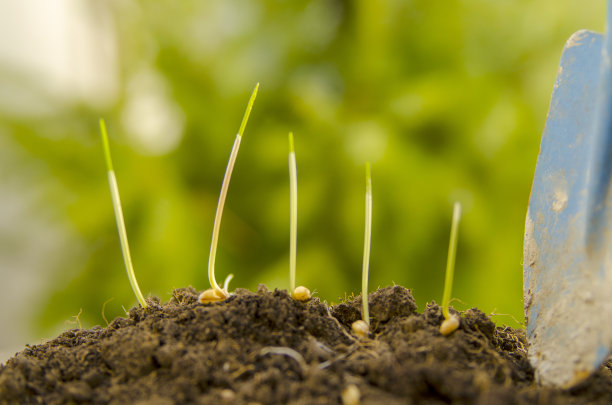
[1,285,611,404]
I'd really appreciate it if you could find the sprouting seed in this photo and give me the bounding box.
[99,119,148,308]
[198,287,228,304]
[351,319,369,338]
[292,286,311,301]
[440,314,460,336]
[288,132,311,301]
[440,201,462,335]
[352,162,372,336]
[341,384,361,405]
[199,83,259,304]
[200,274,234,303]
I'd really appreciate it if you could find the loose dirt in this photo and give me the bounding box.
[1,285,610,404]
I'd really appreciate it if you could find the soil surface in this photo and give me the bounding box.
[1,285,611,404]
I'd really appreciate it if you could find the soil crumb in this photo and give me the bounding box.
[1,285,611,404]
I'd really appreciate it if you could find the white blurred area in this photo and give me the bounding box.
[0,0,118,362]
[122,68,185,156]
[0,0,118,114]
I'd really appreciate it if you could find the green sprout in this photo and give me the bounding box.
[440,201,462,335]
[99,119,148,308]
[289,132,298,292]
[288,132,311,301]
[352,162,372,337]
[200,83,259,304]
[362,162,372,325]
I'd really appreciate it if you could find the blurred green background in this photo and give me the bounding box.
[0,0,605,358]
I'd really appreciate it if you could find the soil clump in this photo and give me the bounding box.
[1,285,610,404]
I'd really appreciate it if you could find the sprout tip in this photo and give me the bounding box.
[238,83,259,138]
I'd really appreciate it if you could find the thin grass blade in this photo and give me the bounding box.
[99,119,147,308]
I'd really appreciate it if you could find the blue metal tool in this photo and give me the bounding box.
[524,4,612,387]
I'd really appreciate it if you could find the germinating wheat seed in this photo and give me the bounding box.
[440,201,462,336]
[199,83,259,304]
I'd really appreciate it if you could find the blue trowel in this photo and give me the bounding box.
[524,3,612,387]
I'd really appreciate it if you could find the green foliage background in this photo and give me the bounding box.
[2,0,605,338]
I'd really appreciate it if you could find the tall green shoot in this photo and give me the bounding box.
[99,119,148,308]
[288,132,298,293]
[207,83,259,296]
[440,201,462,335]
[288,132,311,301]
[352,162,372,337]
[362,162,372,325]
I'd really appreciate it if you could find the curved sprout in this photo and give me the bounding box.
[362,162,372,326]
[99,119,148,308]
[223,273,234,292]
[207,83,259,294]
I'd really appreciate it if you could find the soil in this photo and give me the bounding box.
[0,285,611,404]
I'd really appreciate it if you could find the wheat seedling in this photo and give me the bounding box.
[352,162,372,337]
[440,201,462,335]
[199,83,259,304]
[288,132,311,301]
[99,119,148,308]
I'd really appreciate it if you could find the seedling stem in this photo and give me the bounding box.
[287,133,311,301]
[362,162,372,326]
[99,119,148,308]
[289,132,298,292]
[207,83,259,294]
[442,202,462,320]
